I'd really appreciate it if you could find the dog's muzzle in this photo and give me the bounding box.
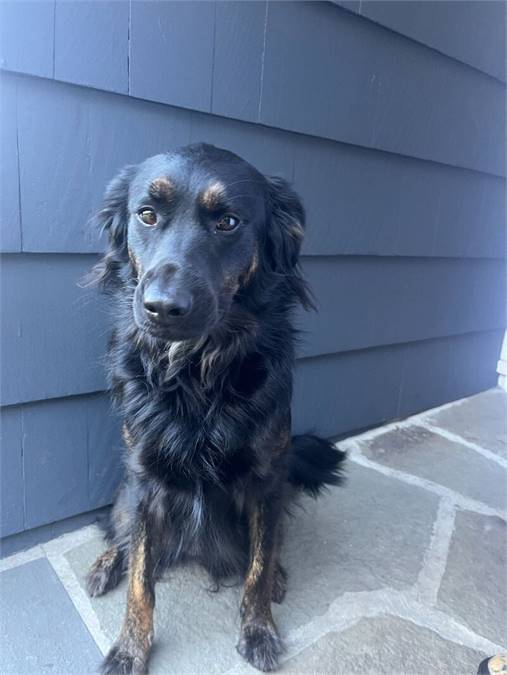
[134,263,217,340]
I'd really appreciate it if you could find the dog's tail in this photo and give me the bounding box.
[288,434,346,497]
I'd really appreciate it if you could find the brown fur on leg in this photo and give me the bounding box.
[237,498,285,672]
[101,510,155,675]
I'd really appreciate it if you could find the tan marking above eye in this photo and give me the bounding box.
[148,177,173,200]
[200,181,226,210]
[137,208,157,226]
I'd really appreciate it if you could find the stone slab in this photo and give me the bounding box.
[438,510,507,647]
[0,558,102,674]
[278,464,438,629]
[424,389,507,459]
[65,536,242,675]
[361,425,506,510]
[282,616,487,674]
[65,464,438,672]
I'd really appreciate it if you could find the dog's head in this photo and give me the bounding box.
[92,144,311,341]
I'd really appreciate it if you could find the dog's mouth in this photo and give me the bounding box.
[137,318,214,342]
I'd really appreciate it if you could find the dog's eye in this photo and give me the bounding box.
[216,214,240,233]
[137,208,157,226]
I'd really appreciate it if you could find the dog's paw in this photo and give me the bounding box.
[86,549,123,598]
[100,642,148,675]
[271,564,287,604]
[237,623,285,672]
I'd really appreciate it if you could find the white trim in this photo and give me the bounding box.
[497,330,507,392]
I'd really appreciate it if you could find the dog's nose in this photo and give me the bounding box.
[143,287,192,322]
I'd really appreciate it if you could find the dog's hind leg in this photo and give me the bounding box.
[86,481,131,597]
[86,545,126,597]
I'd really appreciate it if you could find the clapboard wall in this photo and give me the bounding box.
[1,1,505,540]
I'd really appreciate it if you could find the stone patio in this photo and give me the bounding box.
[1,388,506,674]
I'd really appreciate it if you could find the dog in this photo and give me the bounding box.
[85,143,345,674]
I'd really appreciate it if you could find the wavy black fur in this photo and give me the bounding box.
[290,435,346,496]
[86,144,345,673]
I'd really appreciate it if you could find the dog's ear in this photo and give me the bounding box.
[264,177,314,310]
[86,165,137,290]
[98,164,137,252]
[265,176,305,273]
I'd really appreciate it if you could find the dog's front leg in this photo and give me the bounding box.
[237,494,285,672]
[101,503,155,675]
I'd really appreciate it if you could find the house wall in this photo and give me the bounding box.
[1,1,505,540]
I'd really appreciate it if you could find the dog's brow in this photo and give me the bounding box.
[149,177,174,201]
[199,181,226,210]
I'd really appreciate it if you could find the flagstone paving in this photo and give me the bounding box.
[1,388,506,674]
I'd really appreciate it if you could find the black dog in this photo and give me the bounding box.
[86,144,345,674]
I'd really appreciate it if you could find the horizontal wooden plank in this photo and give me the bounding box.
[293,329,502,437]
[16,79,97,253]
[261,2,505,176]
[291,136,506,258]
[0,407,24,537]
[0,255,108,406]
[9,394,122,533]
[2,2,503,176]
[190,111,507,259]
[2,251,503,405]
[293,342,402,436]
[336,1,506,82]
[0,0,54,78]
[212,1,266,123]
[23,397,89,530]
[10,73,505,258]
[189,106,295,184]
[54,0,129,94]
[297,257,506,359]
[86,395,123,511]
[398,330,505,418]
[2,328,499,535]
[15,75,192,253]
[128,0,267,119]
[0,75,21,252]
[130,1,215,113]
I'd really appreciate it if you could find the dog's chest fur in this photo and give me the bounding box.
[112,341,268,577]
[111,327,288,486]
[106,314,293,579]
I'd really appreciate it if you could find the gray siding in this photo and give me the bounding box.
[335,1,507,81]
[1,1,505,539]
